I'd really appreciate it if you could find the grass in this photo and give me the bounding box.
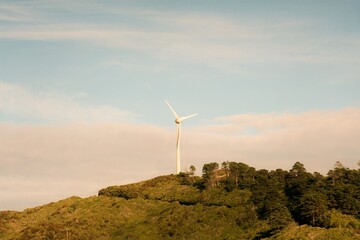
[1,174,359,239]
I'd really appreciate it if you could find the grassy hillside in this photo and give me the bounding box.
[1,163,359,239]
[0,175,263,239]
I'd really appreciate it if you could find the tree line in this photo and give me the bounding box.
[189,160,360,232]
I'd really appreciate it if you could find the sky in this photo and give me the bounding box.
[0,0,360,210]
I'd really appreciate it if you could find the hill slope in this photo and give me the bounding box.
[1,175,263,239]
[1,162,360,239]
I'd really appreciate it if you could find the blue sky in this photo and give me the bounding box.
[0,0,360,210]
[1,0,359,125]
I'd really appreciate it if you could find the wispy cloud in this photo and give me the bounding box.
[0,3,35,22]
[1,2,359,67]
[0,82,136,123]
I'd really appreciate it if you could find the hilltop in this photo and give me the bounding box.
[0,161,359,239]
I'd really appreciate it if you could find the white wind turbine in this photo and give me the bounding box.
[165,100,197,174]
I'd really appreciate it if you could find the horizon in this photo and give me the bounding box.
[1,0,360,211]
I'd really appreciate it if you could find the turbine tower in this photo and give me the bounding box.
[165,100,197,174]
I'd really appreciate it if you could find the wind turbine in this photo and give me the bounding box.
[165,100,197,174]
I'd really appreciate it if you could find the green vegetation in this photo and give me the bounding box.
[1,161,359,239]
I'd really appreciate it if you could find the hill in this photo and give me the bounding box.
[1,161,359,239]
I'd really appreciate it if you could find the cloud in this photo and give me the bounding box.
[0,82,136,123]
[0,123,174,210]
[190,108,360,171]
[0,3,35,22]
[1,107,359,210]
[1,3,359,67]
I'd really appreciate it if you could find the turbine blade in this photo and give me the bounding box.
[165,100,179,119]
[179,113,198,122]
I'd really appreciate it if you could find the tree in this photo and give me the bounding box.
[202,162,219,188]
[290,162,306,177]
[189,165,196,176]
[332,184,360,217]
[299,191,328,226]
[328,161,346,186]
[285,162,320,223]
[325,162,360,218]
[266,203,293,231]
[231,162,255,188]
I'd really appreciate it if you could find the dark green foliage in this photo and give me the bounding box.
[325,163,360,219]
[329,184,360,216]
[299,191,328,226]
[265,203,293,231]
[285,162,325,225]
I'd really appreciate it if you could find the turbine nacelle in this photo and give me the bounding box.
[175,114,198,124]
